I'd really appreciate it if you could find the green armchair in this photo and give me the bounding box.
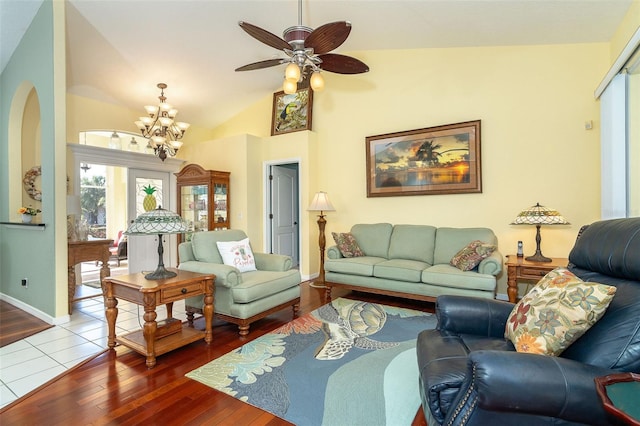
[178,229,301,336]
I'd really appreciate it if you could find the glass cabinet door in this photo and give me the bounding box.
[176,164,230,239]
[180,184,208,236]
[212,182,228,229]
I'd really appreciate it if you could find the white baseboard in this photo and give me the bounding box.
[0,293,70,325]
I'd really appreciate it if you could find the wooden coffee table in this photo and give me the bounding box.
[103,269,215,368]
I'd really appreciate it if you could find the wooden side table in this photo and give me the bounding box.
[595,373,640,425]
[68,239,112,314]
[505,255,568,303]
[103,269,215,368]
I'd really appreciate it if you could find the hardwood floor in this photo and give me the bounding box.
[0,282,433,425]
[0,300,53,348]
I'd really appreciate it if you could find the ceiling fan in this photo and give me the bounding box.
[235,0,369,94]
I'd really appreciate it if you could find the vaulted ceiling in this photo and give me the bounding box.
[1,0,633,130]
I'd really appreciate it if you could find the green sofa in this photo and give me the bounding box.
[178,230,301,336]
[324,223,502,302]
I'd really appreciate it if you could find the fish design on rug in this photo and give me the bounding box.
[314,301,398,360]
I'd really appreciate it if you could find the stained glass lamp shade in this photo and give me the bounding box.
[511,202,569,262]
[125,207,188,280]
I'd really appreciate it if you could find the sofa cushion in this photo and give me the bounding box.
[373,259,429,282]
[324,256,386,277]
[388,224,436,264]
[433,227,497,265]
[350,223,393,258]
[331,232,364,258]
[505,267,616,356]
[450,240,496,271]
[422,264,497,292]
[216,237,257,272]
[191,229,248,263]
[231,269,301,303]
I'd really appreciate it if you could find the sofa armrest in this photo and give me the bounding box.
[179,261,241,288]
[327,245,343,259]
[436,295,513,338]
[462,350,612,425]
[254,252,292,271]
[478,249,502,276]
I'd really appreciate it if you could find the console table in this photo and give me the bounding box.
[505,255,568,303]
[103,270,214,368]
[68,239,112,314]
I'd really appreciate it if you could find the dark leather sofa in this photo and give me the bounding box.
[416,217,640,425]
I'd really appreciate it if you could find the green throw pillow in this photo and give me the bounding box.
[505,267,616,356]
[450,240,496,271]
[332,232,364,258]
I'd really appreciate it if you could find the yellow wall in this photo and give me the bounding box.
[21,88,42,211]
[198,42,609,296]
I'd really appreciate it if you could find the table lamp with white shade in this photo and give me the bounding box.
[308,191,335,288]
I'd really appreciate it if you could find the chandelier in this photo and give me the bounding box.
[134,83,190,161]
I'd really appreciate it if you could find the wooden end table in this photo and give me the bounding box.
[103,269,215,368]
[595,373,640,425]
[505,255,568,303]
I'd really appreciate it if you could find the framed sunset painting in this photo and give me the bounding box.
[366,120,482,197]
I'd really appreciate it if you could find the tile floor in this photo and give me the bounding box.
[0,285,188,409]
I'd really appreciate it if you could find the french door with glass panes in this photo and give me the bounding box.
[127,169,176,274]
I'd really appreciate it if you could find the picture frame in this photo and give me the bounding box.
[365,120,482,197]
[271,88,313,136]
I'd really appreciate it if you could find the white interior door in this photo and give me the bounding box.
[127,169,174,274]
[271,164,299,266]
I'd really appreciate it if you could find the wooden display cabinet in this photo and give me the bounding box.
[175,164,230,242]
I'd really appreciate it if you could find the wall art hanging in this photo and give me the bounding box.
[366,120,482,197]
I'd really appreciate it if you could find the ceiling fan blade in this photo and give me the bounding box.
[304,21,352,55]
[239,21,291,51]
[318,53,369,74]
[235,58,287,72]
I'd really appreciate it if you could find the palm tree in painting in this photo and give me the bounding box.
[415,140,442,166]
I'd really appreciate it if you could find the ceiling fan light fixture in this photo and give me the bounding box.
[283,25,313,46]
[310,71,325,91]
[285,63,301,81]
[236,2,369,91]
[283,78,298,94]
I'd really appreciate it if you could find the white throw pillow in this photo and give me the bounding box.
[216,238,257,272]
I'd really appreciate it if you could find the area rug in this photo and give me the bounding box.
[186,297,436,425]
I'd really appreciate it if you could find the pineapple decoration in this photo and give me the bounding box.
[142,185,158,211]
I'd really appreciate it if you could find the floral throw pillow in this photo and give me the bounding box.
[450,240,496,271]
[216,238,257,272]
[505,267,616,356]
[331,232,364,258]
